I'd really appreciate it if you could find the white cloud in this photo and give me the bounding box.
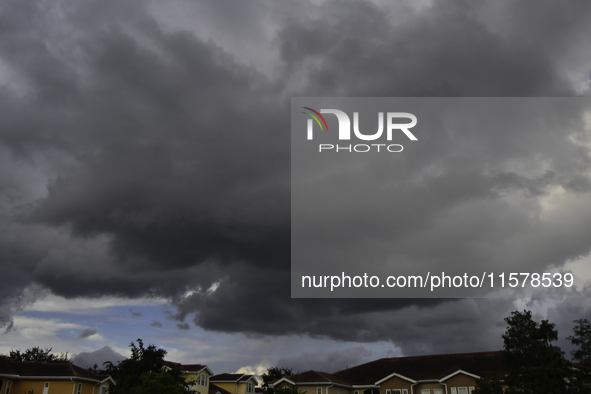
[22,294,168,314]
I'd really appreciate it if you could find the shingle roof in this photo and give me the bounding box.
[182,364,209,372]
[164,361,208,372]
[210,383,234,394]
[284,370,350,386]
[212,373,250,382]
[0,356,113,382]
[333,351,504,384]
[210,373,258,385]
[274,352,504,388]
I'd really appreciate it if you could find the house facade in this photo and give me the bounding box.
[0,356,115,394]
[270,352,504,394]
[164,361,214,394]
[211,373,259,394]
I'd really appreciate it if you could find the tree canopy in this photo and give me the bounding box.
[6,346,71,363]
[103,339,194,394]
[262,366,294,394]
[501,310,572,394]
[567,318,591,392]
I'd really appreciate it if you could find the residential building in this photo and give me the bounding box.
[164,361,214,394]
[210,382,235,394]
[211,373,259,394]
[0,355,115,394]
[270,352,504,394]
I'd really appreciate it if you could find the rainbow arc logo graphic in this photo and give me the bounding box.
[302,107,328,131]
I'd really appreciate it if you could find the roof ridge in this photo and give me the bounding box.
[335,351,502,372]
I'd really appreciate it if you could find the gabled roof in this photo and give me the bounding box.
[0,356,115,384]
[276,370,350,386]
[211,373,259,385]
[210,383,234,394]
[334,351,503,384]
[272,352,503,388]
[211,373,245,381]
[164,361,213,375]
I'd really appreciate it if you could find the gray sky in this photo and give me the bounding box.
[1,0,591,376]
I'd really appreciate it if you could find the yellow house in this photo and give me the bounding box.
[0,356,115,394]
[211,373,259,394]
[164,361,214,394]
[270,352,504,394]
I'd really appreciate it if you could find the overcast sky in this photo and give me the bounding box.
[2,0,591,377]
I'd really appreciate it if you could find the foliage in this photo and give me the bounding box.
[6,346,70,363]
[473,372,503,394]
[127,371,187,394]
[567,319,591,392]
[501,310,572,394]
[262,366,294,394]
[105,339,194,394]
[276,386,307,394]
[568,319,591,366]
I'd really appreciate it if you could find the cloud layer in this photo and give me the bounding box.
[1,0,591,359]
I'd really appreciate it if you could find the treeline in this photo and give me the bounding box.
[475,310,591,394]
[3,340,195,394]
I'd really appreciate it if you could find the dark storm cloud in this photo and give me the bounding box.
[278,0,582,97]
[0,0,591,357]
[277,346,377,373]
[78,328,98,339]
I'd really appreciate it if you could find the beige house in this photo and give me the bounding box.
[270,352,504,394]
[211,373,259,394]
[0,356,115,394]
[164,361,214,394]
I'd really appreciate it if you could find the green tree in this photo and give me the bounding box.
[106,339,194,394]
[568,319,591,365]
[501,310,572,394]
[567,318,591,392]
[262,366,294,394]
[473,372,503,394]
[7,347,70,363]
[276,387,307,394]
[127,371,187,394]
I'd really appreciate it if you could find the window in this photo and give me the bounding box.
[421,390,429,394]
[393,390,401,394]
[337,390,340,394]
[101,386,107,394]
[433,390,443,394]
[450,389,457,394]
[77,383,82,394]
[402,391,408,394]
[355,391,359,394]
[317,388,322,394]
[469,388,474,394]
[458,388,468,394]
[247,382,254,393]
[5,382,11,394]
[386,390,391,394]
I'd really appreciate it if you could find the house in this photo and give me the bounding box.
[0,355,115,394]
[210,382,235,394]
[211,373,259,394]
[270,352,504,394]
[164,361,214,394]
